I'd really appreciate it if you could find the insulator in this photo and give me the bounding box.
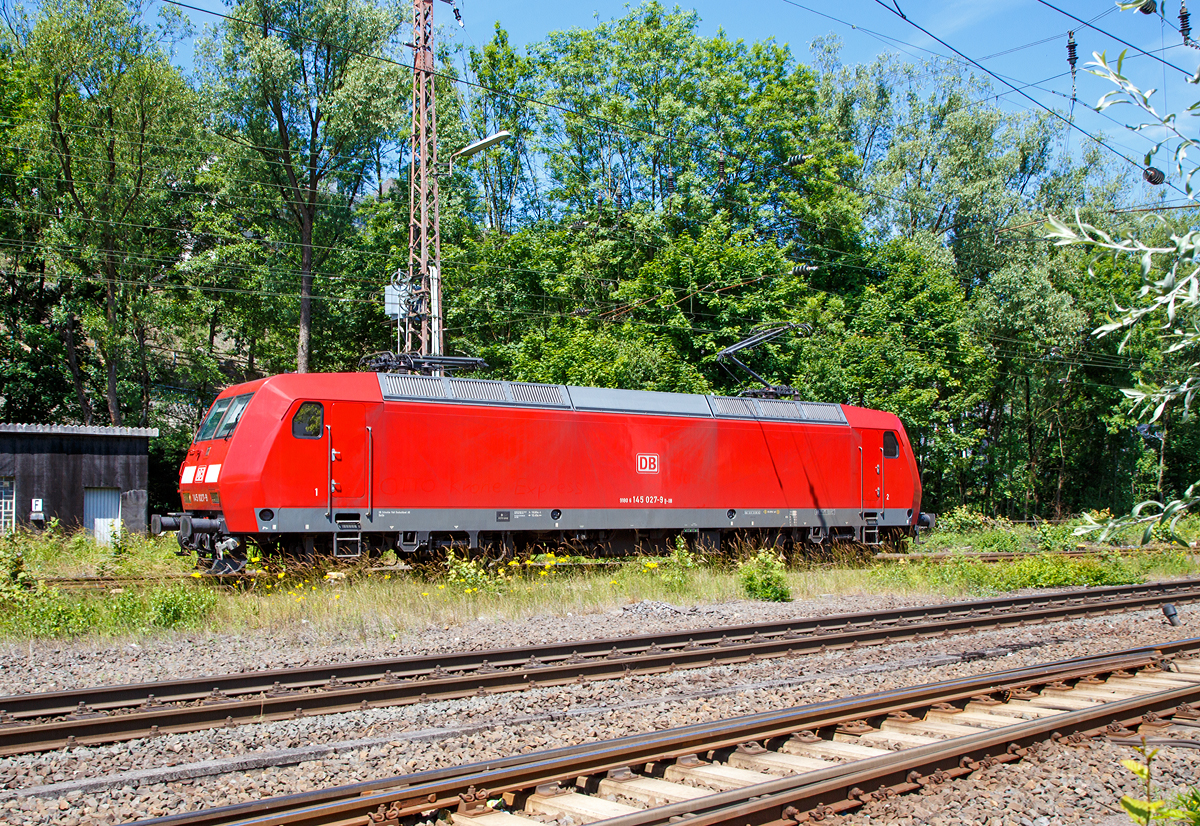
[666,171,675,196]
[717,157,726,179]
[784,153,812,167]
[1183,2,1192,43]
[1067,32,1077,100]
[1144,166,1166,185]
[1139,0,1157,13]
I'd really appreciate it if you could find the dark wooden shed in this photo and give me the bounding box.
[0,424,158,542]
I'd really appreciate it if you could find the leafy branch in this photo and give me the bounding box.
[1043,44,1200,546]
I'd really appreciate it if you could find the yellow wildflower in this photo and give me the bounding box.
[437,584,445,590]
[190,572,202,578]
[422,591,430,596]
[277,572,285,579]
[539,570,548,577]
[384,574,391,580]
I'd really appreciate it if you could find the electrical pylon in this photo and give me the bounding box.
[406,0,441,356]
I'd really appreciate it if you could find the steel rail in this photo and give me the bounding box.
[121,637,1200,826]
[2,581,1198,756]
[592,682,1200,826]
[30,575,197,592]
[4,577,1197,719]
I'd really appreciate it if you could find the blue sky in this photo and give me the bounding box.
[167,0,1200,202]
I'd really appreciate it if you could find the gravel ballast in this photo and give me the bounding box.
[0,594,1196,825]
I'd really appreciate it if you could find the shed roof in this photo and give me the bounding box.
[0,423,159,437]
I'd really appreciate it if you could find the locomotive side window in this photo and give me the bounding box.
[883,430,900,459]
[195,397,233,442]
[292,402,324,439]
[213,393,254,439]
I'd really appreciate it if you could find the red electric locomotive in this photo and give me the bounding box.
[153,372,929,570]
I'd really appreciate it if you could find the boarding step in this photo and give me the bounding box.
[334,532,362,558]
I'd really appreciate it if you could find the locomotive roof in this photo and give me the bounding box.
[376,373,849,425]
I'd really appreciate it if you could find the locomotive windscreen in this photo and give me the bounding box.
[194,392,255,442]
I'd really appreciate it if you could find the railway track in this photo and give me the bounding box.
[875,547,1180,562]
[124,636,1200,826]
[2,578,1198,756]
[31,575,198,592]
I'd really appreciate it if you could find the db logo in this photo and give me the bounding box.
[636,453,660,474]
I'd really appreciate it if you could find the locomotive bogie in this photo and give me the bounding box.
[157,373,928,567]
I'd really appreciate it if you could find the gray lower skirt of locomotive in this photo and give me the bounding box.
[254,505,914,551]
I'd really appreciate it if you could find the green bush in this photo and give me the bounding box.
[147,584,218,628]
[990,554,1139,590]
[972,529,1024,554]
[443,550,508,594]
[1035,522,1078,554]
[21,590,99,636]
[937,506,990,534]
[737,551,791,601]
[870,549,1155,595]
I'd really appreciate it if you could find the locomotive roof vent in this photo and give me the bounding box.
[709,396,757,418]
[378,373,571,408]
[756,399,803,419]
[380,373,446,399]
[376,372,847,424]
[510,382,570,406]
[448,378,507,402]
[798,402,847,423]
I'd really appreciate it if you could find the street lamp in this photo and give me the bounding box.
[446,130,511,174]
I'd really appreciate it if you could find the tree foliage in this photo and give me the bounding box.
[0,0,1197,522]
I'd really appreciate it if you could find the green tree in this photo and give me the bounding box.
[462,24,542,232]
[21,0,196,425]
[199,0,404,372]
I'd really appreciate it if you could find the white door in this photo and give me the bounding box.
[0,478,13,533]
[84,487,121,546]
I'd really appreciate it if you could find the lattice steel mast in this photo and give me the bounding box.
[406,0,441,357]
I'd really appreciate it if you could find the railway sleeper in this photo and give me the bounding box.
[454,677,1195,826]
[117,651,1200,826]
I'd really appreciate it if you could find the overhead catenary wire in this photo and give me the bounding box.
[869,0,1193,198]
[1035,0,1192,78]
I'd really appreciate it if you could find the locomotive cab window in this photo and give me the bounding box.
[213,393,254,439]
[195,397,233,442]
[292,402,324,439]
[883,430,900,459]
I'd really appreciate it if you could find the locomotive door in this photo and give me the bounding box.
[329,402,367,508]
[860,430,884,512]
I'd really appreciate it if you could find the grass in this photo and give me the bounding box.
[0,515,1196,640]
[10,519,196,579]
